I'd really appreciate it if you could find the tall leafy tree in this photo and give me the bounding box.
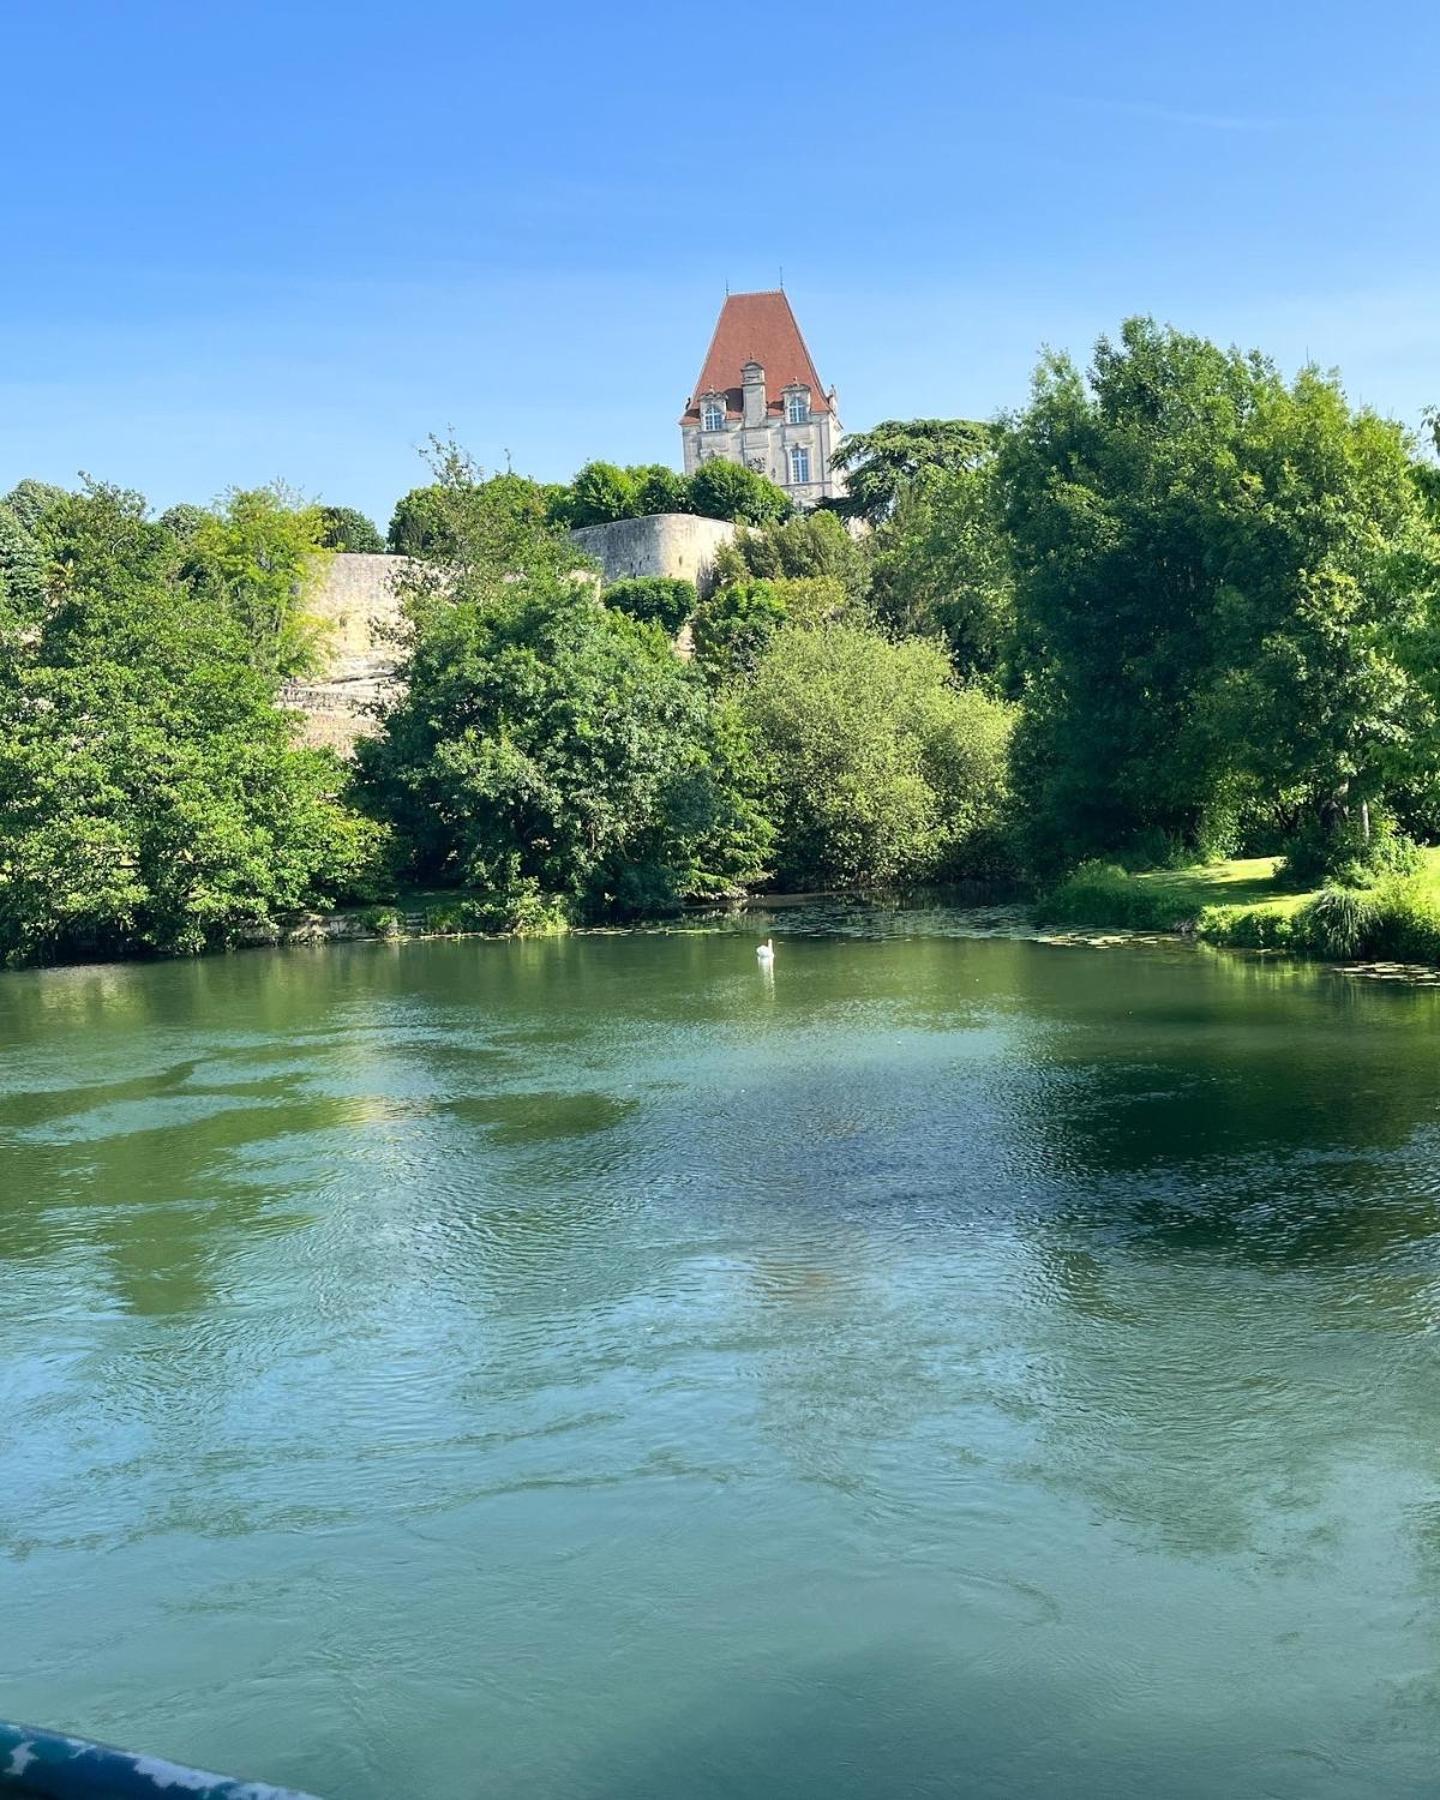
[830,419,993,524]
[688,459,791,525]
[0,483,382,964]
[1001,319,1440,871]
[359,457,770,916]
[182,485,332,677]
[318,505,385,553]
[866,460,1015,682]
[740,623,1014,887]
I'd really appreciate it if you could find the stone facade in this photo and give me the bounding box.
[288,521,735,752]
[569,513,736,595]
[282,553,407,752]
[679,290,846,506]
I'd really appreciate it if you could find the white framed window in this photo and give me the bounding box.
[785,391,810,424]
[701,400,725,432]
[788,445,811,485]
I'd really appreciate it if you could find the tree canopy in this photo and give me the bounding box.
[0,482,383,964]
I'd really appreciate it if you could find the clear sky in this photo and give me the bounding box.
[3,0,1438,529]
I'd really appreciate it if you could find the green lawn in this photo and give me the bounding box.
[1041,847,1440,962]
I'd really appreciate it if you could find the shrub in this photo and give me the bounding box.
[1279,808,1421,890]
[1038,863,1197,931]
[358,904,403,936]
[1196,904,1294,950]
[603,576,696,636]
[691,580,791,682]
[565,462,640,527]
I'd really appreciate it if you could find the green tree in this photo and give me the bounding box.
[564,461,640,527]
[357,580,770,916]
[688,459,791,525]
[830,419,993,525]
[158,502,209,544]
[740,622,1014,887]
[389,483,456,556]
[632,464,693,516]
[867,461,1015,682]
[183,485,332,677]
[318,505,385,553]
[2,478,68,538]
[0,483,383,965]
[603,576,696,636]
[691,579,792,683]
[0,503,45,630]
[1001,319,1440,873]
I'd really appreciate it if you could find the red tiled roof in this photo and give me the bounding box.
[681,290,833,423]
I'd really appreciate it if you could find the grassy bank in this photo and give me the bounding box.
[1040,850,1440,962]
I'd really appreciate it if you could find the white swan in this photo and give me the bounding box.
[756,938,775,965]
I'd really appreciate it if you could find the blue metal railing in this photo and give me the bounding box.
[0,1722,325,1800]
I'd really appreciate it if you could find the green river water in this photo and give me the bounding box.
[1,918,1437,1799]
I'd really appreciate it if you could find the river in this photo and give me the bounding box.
[1,920,1437,1798]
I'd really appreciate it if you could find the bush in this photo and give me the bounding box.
[1039,863,1197,931]
[564,462,640,528]
[356,579,772,918]
[359,904,404,936]
[603,576,696,636]
[713,510,865,596]
[388,484,456,556]
[1280,808,1421,889]
[1195,904,1294,950]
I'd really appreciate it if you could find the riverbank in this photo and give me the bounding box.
[1039,849,1440,963]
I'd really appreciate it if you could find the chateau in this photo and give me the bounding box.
[680,290,846,505]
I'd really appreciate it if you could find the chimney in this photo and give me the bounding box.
[741,360,766,428]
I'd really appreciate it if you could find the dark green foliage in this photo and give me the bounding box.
[739,623,1014,889]
[157,503,208,543]
[3,478,68,537]
[712,509,866,597]
[1001,318,1440,875]
[0,482,385,965]
[691,579,791,682]
[563,461,640,527]
[688,458,791,525]
[631,464,693,516]
[1279,806,1422,889]
[867,461,1015,683]
[1039,863,1202,931]
[388,484,455,556]
[357,563,772,917]
[0,502,46,627]
[830,418,993,524]
[603,576,696,636]
[318,505,385,553]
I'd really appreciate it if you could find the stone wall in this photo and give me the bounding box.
[282,553,408,752]
[288,519,732,752]
[569,512,736,595]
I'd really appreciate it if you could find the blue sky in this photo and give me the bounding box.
[3,0,1438,528]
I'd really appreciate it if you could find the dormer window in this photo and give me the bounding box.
[785,389,810,425]
[701,398,725,432]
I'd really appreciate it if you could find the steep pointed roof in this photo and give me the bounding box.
[681,290,834,423]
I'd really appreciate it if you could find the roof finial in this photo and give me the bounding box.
[779,264,785,290]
